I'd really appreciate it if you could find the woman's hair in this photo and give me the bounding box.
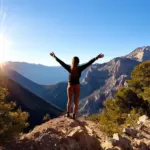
[71,56,79,69]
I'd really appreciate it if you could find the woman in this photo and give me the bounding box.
[50,52,104,119]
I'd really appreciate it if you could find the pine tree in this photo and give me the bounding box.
[0,87,29,144]
[90,60,150,136]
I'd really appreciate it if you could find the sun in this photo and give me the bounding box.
[0,34,11,63]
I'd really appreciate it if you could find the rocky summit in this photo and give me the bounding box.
[1,115,150,150]
[124,46,150,62]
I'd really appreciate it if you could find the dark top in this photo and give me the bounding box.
[55,56,97,85]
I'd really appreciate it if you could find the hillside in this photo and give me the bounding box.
[1,115,150,150]
[2,64,88,110]
[0,69,64,130]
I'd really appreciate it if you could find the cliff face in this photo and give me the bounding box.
[1,115,150,150]
[79,46,150,115]
[79,57,139,115]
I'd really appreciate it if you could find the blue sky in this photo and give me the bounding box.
[0,0,150,66]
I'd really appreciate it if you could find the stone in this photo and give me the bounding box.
[123,127,138,137]
[138,115,148,124]
[67,126,83,137]
[144,120,150,128]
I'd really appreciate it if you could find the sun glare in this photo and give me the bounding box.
[0,35,12,63]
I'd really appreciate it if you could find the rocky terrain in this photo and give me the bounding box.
[1,115,150,150]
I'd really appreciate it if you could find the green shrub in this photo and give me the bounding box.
[43,113,50,122]
[90,61,150,136]
[89,114,100,123]
[123,109,141,127]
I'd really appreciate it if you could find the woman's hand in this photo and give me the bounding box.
[50,52,56,58]
[96,53,104,59]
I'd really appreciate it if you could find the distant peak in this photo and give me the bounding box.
[125,46,150,62]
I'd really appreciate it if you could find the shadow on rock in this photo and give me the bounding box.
[2,119,103,150]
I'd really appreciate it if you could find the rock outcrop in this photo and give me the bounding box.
[1,116,104,150]
[1,115,150,150]
[102,115,150,150]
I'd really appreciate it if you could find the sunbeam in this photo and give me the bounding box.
[0,34,12,63]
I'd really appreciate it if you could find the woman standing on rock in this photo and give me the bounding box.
[50,52,104,119]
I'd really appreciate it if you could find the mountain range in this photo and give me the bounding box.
[1,46,150,116]
[5,61,88,85]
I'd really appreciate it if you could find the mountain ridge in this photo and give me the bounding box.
[5,61,88,85]
[0,69,64,130]
[124,46,150,62]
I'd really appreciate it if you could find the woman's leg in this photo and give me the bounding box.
[67,84,73,114]
[73,84,80,115]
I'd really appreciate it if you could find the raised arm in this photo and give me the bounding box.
[50,52,70,72]
[79,53,104,72]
